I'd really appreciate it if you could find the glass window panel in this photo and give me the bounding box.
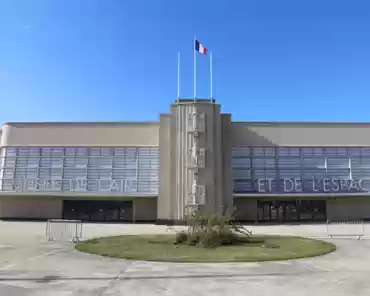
[232,169,251,179]
[232,147,251,157]
[5,148,17,157]
[348,148,361,156]
[325,148,338,156]
[327,158,349,168]
[4,157,16,167]
[327,169,350,178]
[75,148,89,156]
[253,147,265,156]
[361,148,370,156]
[278,157,300,169]
[302,157,325,168]
[264,148,275,156]
[0,146,158,193]
[336,148,348,156]
[254,169,266,178]
[302,169,326,178]
[278,147,290,156]
[279,170,301,177]
[233,179,253,193]
[350,157,362,166]
[90,148,101,156]
[265,170,277,178]
[2,168,14,178]
[312,148,324,156]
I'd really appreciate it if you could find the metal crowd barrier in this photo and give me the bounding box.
[46,219,83,243]
[326,220,365,240]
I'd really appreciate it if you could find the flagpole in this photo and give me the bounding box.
[193,36,197,100]
[177,52,181,100]
[210,51,213,100]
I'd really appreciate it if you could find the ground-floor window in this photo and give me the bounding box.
[63,200,133,222]
[257,200,326,222]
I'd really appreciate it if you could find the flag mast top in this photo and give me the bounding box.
[193,36,197,101]
[176,38,215,103]
[176,52,180,103]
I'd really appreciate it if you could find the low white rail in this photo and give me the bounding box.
[326,220,365,240]
[46,219,83,242]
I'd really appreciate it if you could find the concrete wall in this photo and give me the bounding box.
[134,199,157,221]
[1,122,159,147]
[157,114,172,221]
[234,199,257,221]
[0,197,62,219]
[232,122,370,146]
[169,101,226,221]
[327,199,370,220]
[221,114,234,212]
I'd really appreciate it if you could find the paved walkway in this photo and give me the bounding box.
[0,222,370,295]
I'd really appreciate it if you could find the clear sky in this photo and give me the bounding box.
[1,0,370,123]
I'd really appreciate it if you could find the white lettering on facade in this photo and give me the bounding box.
[283,178,294,192]
[312,177,319,192]
[359,178,370,191]
[9,178,138,193]
[110,180,120,192]
[323,178,330,192]
[72,179,87,191]
[266,178,273,192]
[349,179,359,191]
[255,176,369,193]
[340,179,347,191]
[294,178,302,192]
[257,179,265,192]
[331,179,339,192]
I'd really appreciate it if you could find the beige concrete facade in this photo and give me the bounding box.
[0,197,62,219]
[232,122,370,147]
[3,100,370,223]
[234,199,257,222]
[134,199,157,221]
[326,198,370,221]
[1,122,159,147]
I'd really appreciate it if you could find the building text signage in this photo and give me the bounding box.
[257,177,370,193]
[3,178,138,193]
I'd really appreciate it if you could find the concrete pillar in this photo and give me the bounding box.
[157,99,233,224]
[221,114,233,213]
[157,114,172,221]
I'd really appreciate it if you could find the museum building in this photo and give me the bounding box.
[1,99,370,223]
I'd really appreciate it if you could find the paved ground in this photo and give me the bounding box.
[1,222,370,295]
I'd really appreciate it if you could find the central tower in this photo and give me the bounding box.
[157,99,233,223]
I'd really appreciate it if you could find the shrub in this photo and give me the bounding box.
[175,208,252,248]
[218,227,240,245]
[198,229,222,248]
[175,231,188,244]
[186,232,201,246]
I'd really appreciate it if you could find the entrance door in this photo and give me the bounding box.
[257,200,326,223]
[63,200,133,222]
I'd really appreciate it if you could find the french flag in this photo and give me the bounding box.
[195,40,207,55]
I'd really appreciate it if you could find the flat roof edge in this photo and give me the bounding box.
[2,121,160,127]
[234,193,370,197]
[232,121,370,126]
[0,192,158,197]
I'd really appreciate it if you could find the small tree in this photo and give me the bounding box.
[175,207,252,248]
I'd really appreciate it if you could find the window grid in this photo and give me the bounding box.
[232,146,370,193]
[0,147,159,194]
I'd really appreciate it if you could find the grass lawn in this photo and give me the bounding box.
[75,235,336,263]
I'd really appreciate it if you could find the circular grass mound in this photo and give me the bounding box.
[75,235,336,263]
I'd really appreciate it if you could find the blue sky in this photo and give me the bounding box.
[1,0,370,123]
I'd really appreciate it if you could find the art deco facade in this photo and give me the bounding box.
[1,99,370,223]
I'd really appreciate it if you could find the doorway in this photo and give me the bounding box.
[257,200,326,222]
[63,200,133,222]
